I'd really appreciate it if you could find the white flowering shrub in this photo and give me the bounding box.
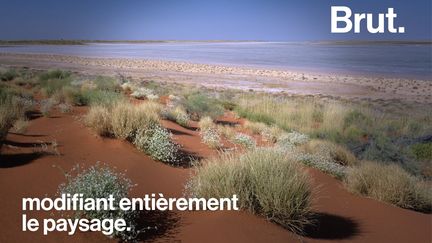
[232,133,256,149]
[133,125,179,164]
[40,98,55,117]
[146,93,159,101]
[58,103,72,113]
[130,87,158,100]
[167,94,182,108]
[297,153,348,179]
[200,127,221,148]
[58,163,139,241]
[277,131,309,149]
[121,82,136,91]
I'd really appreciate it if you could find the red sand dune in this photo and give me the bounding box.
[0,108,430,243]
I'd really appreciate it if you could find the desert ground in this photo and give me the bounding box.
[0,59,431,243]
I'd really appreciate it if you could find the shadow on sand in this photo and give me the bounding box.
[174,149,203,168]
[0,152,50,168]
[304,213,360,240]
[135,210,181,242]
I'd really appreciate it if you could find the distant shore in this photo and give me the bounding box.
[1,40,431,46]
[0,52,431,104]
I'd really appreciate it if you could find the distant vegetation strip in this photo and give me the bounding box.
[0,40,265,45]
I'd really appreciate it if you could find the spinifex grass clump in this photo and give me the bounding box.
[162,105,190,127]
[85,100,179,165]
[235,94,432,177]
[0,87,35,148]
[58,163,139,241]
[344,161,432,212]
[187,148,313,233]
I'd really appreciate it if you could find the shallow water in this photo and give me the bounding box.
[0,42,431,79]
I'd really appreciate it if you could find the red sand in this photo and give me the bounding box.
[0,108,431,242]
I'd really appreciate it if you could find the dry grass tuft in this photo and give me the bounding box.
[187,148,313,233]
[345,161,431,212]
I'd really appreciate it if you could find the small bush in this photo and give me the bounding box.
[78,90,124,106]
[198,116,222,148]
[344,161,431,212]
[301,139,357,166]
[85,106,112,136]
[217,125,236,140]
[111,101,160,140]
[187,148,313,233]
[244,121,268,135]
[0,69,18,81]
[58,103,72,113]
[111,103,141,140]
[184,93,224,120]
[93,76,121,92]
[232,133,256,149]
[0,89,33,147]
[40,99,55,117]
[295,152,348,179]
[162,106,190,127]
[133,125,179,164]
[130,87,158,100]
[276,131,310,150]
[198,116,214,130]
[58,163,139,240]
[411,143,432,161]
[39,69,71,81]
[261,125,284,143]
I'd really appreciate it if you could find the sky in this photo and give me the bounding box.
[0,0,430,41]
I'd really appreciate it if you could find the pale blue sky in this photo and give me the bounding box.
[0,0,430,40]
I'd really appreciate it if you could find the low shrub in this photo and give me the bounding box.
[58,103,72,113]
[295,152,348,179]
[344,161,431,212]
[111,103,141,140]
[93,76,121,92]
[197,116,214,130]
[261,125,284,143]
[184,93,224,120]
[187,148,313,233]
[40,99,55,117]
[231,133,256,149]
[134,125,179,164]
[301,139,358,166]
[217,125,236,140]
[84,106,112,136]
[276,131,310,150]
[130,87,158,100]
[411,143,432,161]
[78,90,124,106]
[0,89,34,147]
[58,163,139,241]
[0,69,18,81]
[39,69,71,81]
[86,101,160,139]
[162,106,190,127]
[198,116,222,148]
[244,120,267,135]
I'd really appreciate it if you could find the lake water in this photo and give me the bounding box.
[0,42,431,79]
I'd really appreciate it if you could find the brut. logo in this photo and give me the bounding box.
[331,6,405,34]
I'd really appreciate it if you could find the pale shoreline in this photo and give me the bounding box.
[0,52,431,104]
